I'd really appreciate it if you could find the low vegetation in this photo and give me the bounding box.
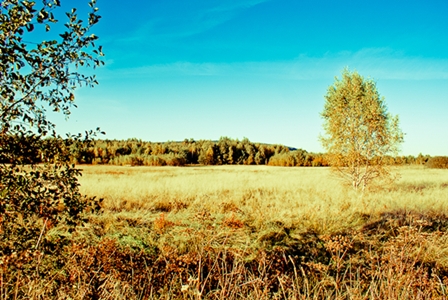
[3,165,448,299]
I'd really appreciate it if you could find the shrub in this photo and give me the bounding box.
[145,155,167,166]
[129,155,144,166]
[164,153,187,166]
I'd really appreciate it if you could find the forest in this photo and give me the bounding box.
[12,136,434,167]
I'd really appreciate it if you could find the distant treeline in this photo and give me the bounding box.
[1,135,437,167]
[68,137,327,166]
[60,137,433,167]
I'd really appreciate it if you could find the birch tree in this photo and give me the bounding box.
[320,69,403,190]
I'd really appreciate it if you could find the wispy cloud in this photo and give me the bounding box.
[118,0,270,44]
[339,48,448,80]
[102,48,448,81]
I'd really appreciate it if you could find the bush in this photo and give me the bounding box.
[426,156,448,169]
[145,155,167,166]
[164,153,187,166]
[130,155,144,166]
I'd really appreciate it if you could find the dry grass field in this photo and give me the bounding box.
[53,164,448,299]
[7,165,447,299]
[79,165,448,234]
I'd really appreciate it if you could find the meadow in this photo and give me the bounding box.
[79,165,448,234]
[60,165,448,299]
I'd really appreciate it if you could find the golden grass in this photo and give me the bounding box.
[74,165,448,299]
[78,165,448,234]
[5,165,448,299]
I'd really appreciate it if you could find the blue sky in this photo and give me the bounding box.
[53,0,448,155]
